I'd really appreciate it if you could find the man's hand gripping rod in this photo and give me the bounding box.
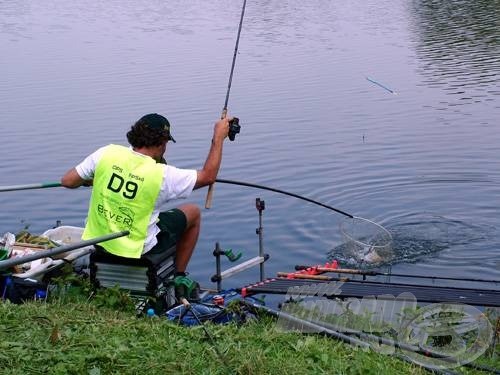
[205,112,240,208]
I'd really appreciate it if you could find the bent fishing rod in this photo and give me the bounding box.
[0,179,354,218]
[215,178,354,218]
[204,0,246,209]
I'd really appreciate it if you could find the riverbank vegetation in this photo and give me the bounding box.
[0,276,497,374]
[0,301,423,374]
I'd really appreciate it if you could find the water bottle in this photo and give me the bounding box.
[35,289,47,301]
[2,276,12,300]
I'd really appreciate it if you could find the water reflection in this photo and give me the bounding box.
[409,0,500,106]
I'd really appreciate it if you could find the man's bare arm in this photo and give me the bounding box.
[194,117,230,190]
[61,168,89,188]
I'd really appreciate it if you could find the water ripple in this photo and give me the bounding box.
[409,0,500,107]
[1,0,499,288]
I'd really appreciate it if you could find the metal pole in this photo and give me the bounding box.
[256,198,265,281]
[215,242,222,292]
[0,231,129,270]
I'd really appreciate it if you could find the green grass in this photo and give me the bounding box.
[0,297,498,375]
[0,272,497,375]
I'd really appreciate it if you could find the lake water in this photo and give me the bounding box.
[1,0,499,290]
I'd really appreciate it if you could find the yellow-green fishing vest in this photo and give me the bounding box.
[82,144,163,258]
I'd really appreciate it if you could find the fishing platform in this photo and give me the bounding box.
[238,276,500,308]
[209,197,500,309]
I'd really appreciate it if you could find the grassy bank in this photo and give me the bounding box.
[0,297,497,375]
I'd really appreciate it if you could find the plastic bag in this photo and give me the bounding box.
[0,232,15,259]
[166,290,263,326]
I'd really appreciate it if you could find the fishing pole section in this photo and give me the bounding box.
[215,178,353,218]
[0,182,62,192]
[204,0,246,209]
[0,231,129,271]
[0,178,360,217]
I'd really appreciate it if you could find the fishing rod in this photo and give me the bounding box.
[0,182,61,192]
[294,265,500,284]
[0,179,354,218]
[204,0,246,209]
[215,178,354,218]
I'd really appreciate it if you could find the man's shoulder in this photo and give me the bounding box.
[163,164,196,174]
[92,144,123,155]
[102,144,127,152]
[99,144,136,158]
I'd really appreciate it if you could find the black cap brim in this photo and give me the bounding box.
[140,113,176,143]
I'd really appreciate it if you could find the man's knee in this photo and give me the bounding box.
[178,204,201,228]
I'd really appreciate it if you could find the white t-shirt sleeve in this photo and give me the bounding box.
[75,146,107,180]
[146,166,196,252]
[159,165,197,202]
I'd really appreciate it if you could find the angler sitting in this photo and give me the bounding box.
[60,113,230,296]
